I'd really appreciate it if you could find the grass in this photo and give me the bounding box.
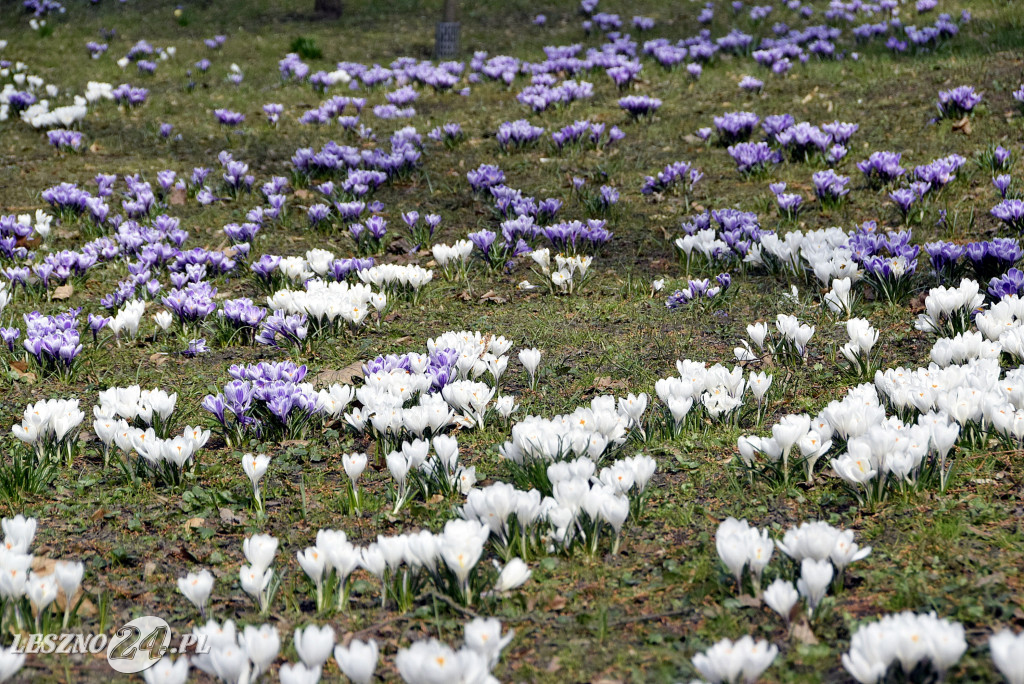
[0,0,1023,681]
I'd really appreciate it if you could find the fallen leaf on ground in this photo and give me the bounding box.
[314,361,363,386]
[791,615,819,644]
[52,283,74,300]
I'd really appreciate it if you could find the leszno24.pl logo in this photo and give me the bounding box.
[11,616,208,674]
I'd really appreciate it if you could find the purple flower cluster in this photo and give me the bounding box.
[161,282,218,326]
[776,121,831,159]
[428,123,463,146]
[714,111,760,143]
[46,129,83,152]
[937,85,982,118]
[496,120,545,151]
[290,138,418,185]
[372,104,415,120]
[467,163,505,193]
[517,80,593,113]
[812,169,851,204]
[857,151,905,187]
[966,238,1021,281]
[86,41,108,59]
[992,199,1024,233]
[550,120,624,151]
[214,109,245,126]
[203,361,319,441]
[5,91,37,113]
[924,241,966,281]
[914,154,967,189]
[738,75,764,92]
[365,349,460,394]
[22,309,83,377]
[279,53,311,81]
[111,84,149,107]
[640,161,704,195]
[988,268,1024,300]
[769,182,803,216]
[665,273,731,309]
[618,95,662,119]
[607,60,642,89]
[727,142,780,175]
[761,114,795,141]
[255,311,308,349]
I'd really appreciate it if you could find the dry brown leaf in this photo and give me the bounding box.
[737,594,762,609]
[150,353,169,366]
[184,517,205,530]
[545,657,561,673]
[219,507,247,525]
[143,562,157,578]
[9,364,36,383]
[52,283,74,300]
[294,189,313,199]
[545,595,568,611]
[90,508,107,521]
[169,187,187,205]
[791,615,819,644]
[479,290,507,304]
[314,361,363,386]
[593,376,628,391]
[952,116,972,135]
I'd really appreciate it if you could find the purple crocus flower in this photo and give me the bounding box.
[858,151,905,187]
[989,268,1024,300]
[214,109,245,126]
[812,170,850,203]
[993,146,1012,169]
[424,214,442,235]
[994,175,1013,198]
[0,327,20,352]
[937,85,982,118]
[992,199,1024,233]
[599,185,619,208]
[727,142,780,174]
[618,95,662,119]
[183,338,209,357]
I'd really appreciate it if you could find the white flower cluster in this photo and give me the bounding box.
[746,226,862,283]
[11,399,84,461]
[96,385,177,426]
[461,454,655,554]
[657,360,758,425]
[431,240,474,279]
[914,278,984,337]
[692,635,778,684]
[842,611,966,683]
[110,299,147,339]
[98,417,210,470]
[530,248,593,294]
[357,263,433,294]
[839,317,880,374]
[268,280,384,328]
[716,518,870,620]
[345,331,513,442]
[0,515,80,677]
[498,395,630,464]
